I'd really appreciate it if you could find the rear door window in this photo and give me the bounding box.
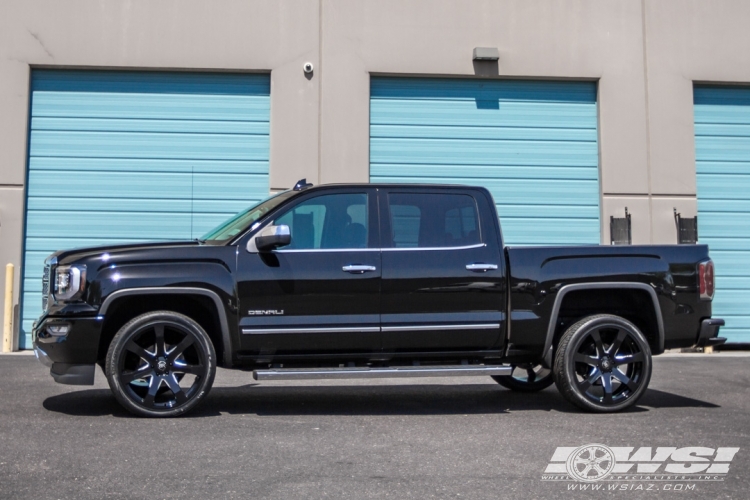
[387,193,481,248]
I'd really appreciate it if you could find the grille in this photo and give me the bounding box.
[42,264,50,311]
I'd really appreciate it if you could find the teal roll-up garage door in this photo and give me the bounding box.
[369,77,599,246]
[695,85,750,343]
[20,70,270,348]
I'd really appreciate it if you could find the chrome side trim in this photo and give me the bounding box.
[382,243,486,252]
[243,326,381,335]
[243,323,500,334]
[381,323,500,332]
[274,248,376,253]
[253,364,512,381]
[99,287,234,367]
[542,282,665,361]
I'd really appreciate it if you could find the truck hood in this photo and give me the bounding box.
[49,240,202,266]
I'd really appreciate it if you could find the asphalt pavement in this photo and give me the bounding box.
[0,352,748,500]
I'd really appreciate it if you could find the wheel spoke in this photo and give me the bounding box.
[590,330,605,358]
[154,325,166,357]
[125,341,155,362]
[172,361,203,376]
[121,365,152,384]
[574,353,599,366]
[611,368,638,391]
[526,368,537,383]
[143,376,161,407]
[167,335,195,362]
[608,329,627,356]
[602,373,613,403]
[615,352,645,365]
[579,368,602,392]
[164,374,187,405]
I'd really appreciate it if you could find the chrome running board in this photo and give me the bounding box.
[253,364,512,381]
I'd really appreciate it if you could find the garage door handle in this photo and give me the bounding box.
[343,265,377,274]
[466,263,498,272]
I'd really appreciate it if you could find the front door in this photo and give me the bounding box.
[379,188,506,353]
[237,189,381,356]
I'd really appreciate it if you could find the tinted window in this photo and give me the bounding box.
[388,193,480,248]
[274,193,369,249]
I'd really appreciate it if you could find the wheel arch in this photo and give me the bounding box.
[542,283,665,366]
[98,287,233,367]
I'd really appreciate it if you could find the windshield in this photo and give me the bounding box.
[200,191,296,243]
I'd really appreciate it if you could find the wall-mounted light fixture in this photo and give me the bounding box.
[473,47,500,61]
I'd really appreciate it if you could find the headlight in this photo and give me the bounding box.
[53,265,87,301]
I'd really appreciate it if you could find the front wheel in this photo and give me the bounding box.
[553,314,652,413]
[105,310,216,417]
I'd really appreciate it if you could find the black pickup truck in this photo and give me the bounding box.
[33,181,725,417]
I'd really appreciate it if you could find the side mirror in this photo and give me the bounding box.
[254,224,291,252]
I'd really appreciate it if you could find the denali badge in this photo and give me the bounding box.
[247,310,285,316]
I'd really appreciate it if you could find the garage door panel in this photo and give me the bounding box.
[32,93,270,121]
[370,124,596,142]
[696,136,750,160]
[29,157,269,175]
[696,173,750,198]
[28,170,192,199]
[698,212,750,235]
[371,138,598,167]
[370,77,599,247]
[26,211,193,240]
[708,250,750,276]
[370,163,596,181]
[695,123,750,137]
[30,130,269,161]
[371,101,597,129]
[501,219,600,245]
[20,70,270,348]
[371,78,596,102]
[32,116,269,135]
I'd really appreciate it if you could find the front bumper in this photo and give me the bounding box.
[696,318,726,347]
[33,314,103,386]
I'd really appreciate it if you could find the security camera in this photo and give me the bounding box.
[303,62,314,74]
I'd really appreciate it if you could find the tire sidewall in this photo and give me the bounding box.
[555,315,652,413]
[105,310,216,418]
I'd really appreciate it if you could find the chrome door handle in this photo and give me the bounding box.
[466,263,498,272]
[343,265,377,274]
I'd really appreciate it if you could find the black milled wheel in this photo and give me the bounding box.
[105,311,216,418]
[492,364,554,392]
[553,314,652,413]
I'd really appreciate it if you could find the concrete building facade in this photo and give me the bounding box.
[2,0,750,346]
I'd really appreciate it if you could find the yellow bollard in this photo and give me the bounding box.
[3,263,14,353]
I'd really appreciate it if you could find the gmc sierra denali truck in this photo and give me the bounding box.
[33,180,725,417]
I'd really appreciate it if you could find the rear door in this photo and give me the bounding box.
[379,188,506,352]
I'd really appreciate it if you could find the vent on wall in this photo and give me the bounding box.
[610,207,631,245]
[674,209,698,244]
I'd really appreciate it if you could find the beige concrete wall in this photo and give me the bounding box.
[2,0,750,342]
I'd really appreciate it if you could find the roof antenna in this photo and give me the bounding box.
[293,178,313,191]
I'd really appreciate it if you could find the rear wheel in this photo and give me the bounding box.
[553,314,652,413]
[492,364,553,392]
[105,310,216,418]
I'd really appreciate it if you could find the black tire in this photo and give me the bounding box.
[105,310,216,418]
[492,364,554,392]
[553,314,652,413]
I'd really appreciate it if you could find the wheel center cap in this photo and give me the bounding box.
[600,357,613,372]
[156,359,168,373]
